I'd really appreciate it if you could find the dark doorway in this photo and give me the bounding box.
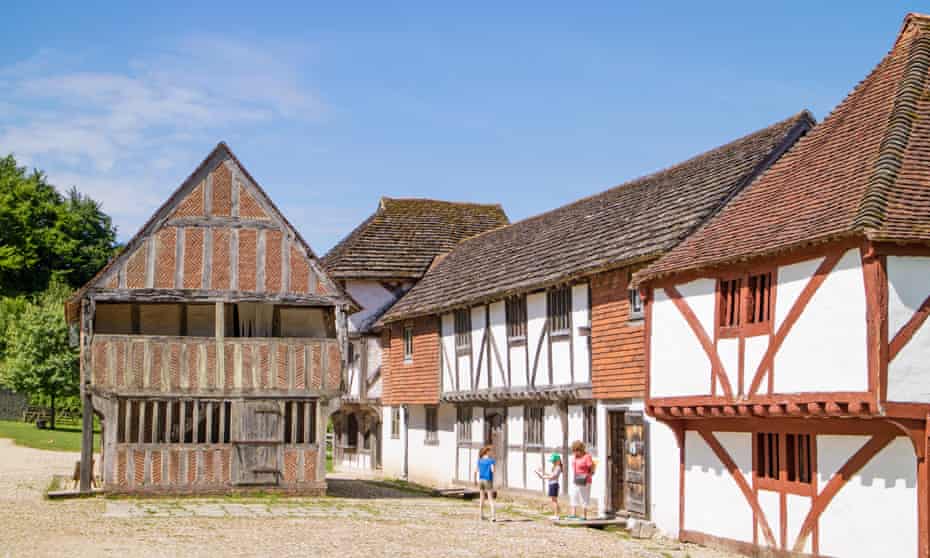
[484,408,506,486]
[608,411,648,517]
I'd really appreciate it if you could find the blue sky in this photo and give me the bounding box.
[0,2,926,252]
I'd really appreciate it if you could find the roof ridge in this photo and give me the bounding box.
[441,111,813,254]
[381,196,505,209]
[855,16,930,232]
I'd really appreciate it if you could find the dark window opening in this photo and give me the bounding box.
[391,407,401,439]
[425,407,439,444]
[403,325,414,361]
[547,287,571,334]
[346,414,359,448]
[457,407,473,442]
[525,406,544,446]
[506,296,527,341]
[628,284,644,321]
[454,310,471,351]
[747,272,773,325]
[719,278,743,328]
[583,405,597,448]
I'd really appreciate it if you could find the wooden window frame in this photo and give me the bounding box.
[425,406,439,445]
[718,269,775,338]
[506,295,528,344]
[116,398,234,446]
[628,287,644,322]
[454,309,471,355]
[754,430,815,496]
[391,407,401,440]
[524,406,545,447]
[403,324,414,362]
[547,286,572,338]
[582,405,597,448]
[456,407,473,442]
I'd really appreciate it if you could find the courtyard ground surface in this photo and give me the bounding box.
[0,438,738,558]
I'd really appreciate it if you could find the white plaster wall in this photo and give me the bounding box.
[818,436,917,558]
[472,411,485,444]
[508,406,525,488]
[786,494,812,554]
[345,280,397,332]
[684,431,753,542]
[471,306,486,389]
[651,279,715,397]
[568,405,584,443]
[757,490,779,548]
[887,256,930,402]
[381,405,405,478]
[457,352,471,393]
[717,338,739,396]
[525,450,546,492]
[744,334,769,393]
[572,284,591,384]
[544,405,561,448]
[489,301,507,390]
[527,292,549,387]
[348,340,362,397]
[510,346,528,388]
[551,339,572,385]
[366,335,382,399]
[648,416,681,537]
[774,249,868,393]
[405,404,456,487]
[441,313,456,393]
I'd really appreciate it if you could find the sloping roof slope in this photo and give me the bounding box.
[321,197,509,279]
[382,111,813,321]
[639,13,930,283]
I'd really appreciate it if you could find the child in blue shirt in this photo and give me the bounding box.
[475,446,496,522]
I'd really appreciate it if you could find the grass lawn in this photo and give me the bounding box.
[0,419,99,452]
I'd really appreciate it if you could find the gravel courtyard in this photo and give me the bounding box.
[0,438,737,558]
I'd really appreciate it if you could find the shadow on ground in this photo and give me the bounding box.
[325,478,433,500]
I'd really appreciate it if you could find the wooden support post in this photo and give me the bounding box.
[560,400,570,496]
[79,299,94,492]
[215,302,225,389]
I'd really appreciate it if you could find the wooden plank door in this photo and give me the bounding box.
[234,400,283,485]
[623,412,647,517]
[484,408,506,486]
[608,411,625,511]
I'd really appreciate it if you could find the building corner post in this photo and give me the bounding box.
[79,298,94,492]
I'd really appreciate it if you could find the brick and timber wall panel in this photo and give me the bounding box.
[264,230,283,293]
[238,228,258,292]
[154,227,177,288]
[289,245,309,294]
[211,164,232,216]
[182,227,204,289]
[590,268,646,399]
[211,228,232,290]
[383,317,439,405]
[238,185,268,220]
[125,243,147,289]
[172,181,204,218]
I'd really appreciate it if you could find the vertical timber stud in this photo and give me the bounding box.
[560,400,569,496]
[79,298,95,492]
[215,302,225,389]
[921,413,930,558]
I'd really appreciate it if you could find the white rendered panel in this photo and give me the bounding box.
[457,353,471,393]
[527,292,549,387]
[405,404,457,487]
[510,346,527,388]
[572,284,591,384]
[786,494,812,554]
[441,313,456,393]
[471,306,487,390]
[887,256,930,402]
[649,417,681,537]
[818,436,917,558]
[717,338,739,396]
[567,405,584,444]
[489,301,507,389]
[774,249,867,393]
[774,256,824,332]
[544,405,562,448]
[525,450,545,492]
[345,280,397,333]
[508,407,524,488]
[684,431,753,543]
[757,490,779,548]
[551,338,572,385]
[651,281,714,397]
[472,411,484,444]
[744,334,770,394]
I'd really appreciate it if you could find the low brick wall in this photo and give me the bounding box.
[0,389,27,421]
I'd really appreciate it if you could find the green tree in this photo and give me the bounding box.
[0,155,117,296]
[2,281,79,429]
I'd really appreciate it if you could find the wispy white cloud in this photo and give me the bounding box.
[0,36,325,238]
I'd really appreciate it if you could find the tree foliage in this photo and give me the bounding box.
[0,155,117,296]
[2,281,79,429]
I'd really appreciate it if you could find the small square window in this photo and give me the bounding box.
[454,309,471,351]
[425,407,439,444]
[547,287,571,335]
[391,407,401,439]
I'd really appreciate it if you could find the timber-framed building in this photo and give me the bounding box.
[321,197,508,471]
[66,143,355,494]
[377,111,812,521]
[635,14,930,557]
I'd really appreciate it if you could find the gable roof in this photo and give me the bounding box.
[321,197,509,280]
[381,111,814,322]
[637,13,930,284]
[66,142,356,322]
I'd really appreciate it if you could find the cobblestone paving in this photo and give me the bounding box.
[0,439,739,558]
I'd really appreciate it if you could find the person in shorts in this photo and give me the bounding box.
[475,446,496,522]
[569,440,595,520]
[536,453,563,519]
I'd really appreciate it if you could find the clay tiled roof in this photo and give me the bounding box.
[638,13,930,284]
[321,197,509,280]
[382,112,813,322]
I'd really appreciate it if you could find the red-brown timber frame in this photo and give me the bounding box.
[645,238,930,557]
